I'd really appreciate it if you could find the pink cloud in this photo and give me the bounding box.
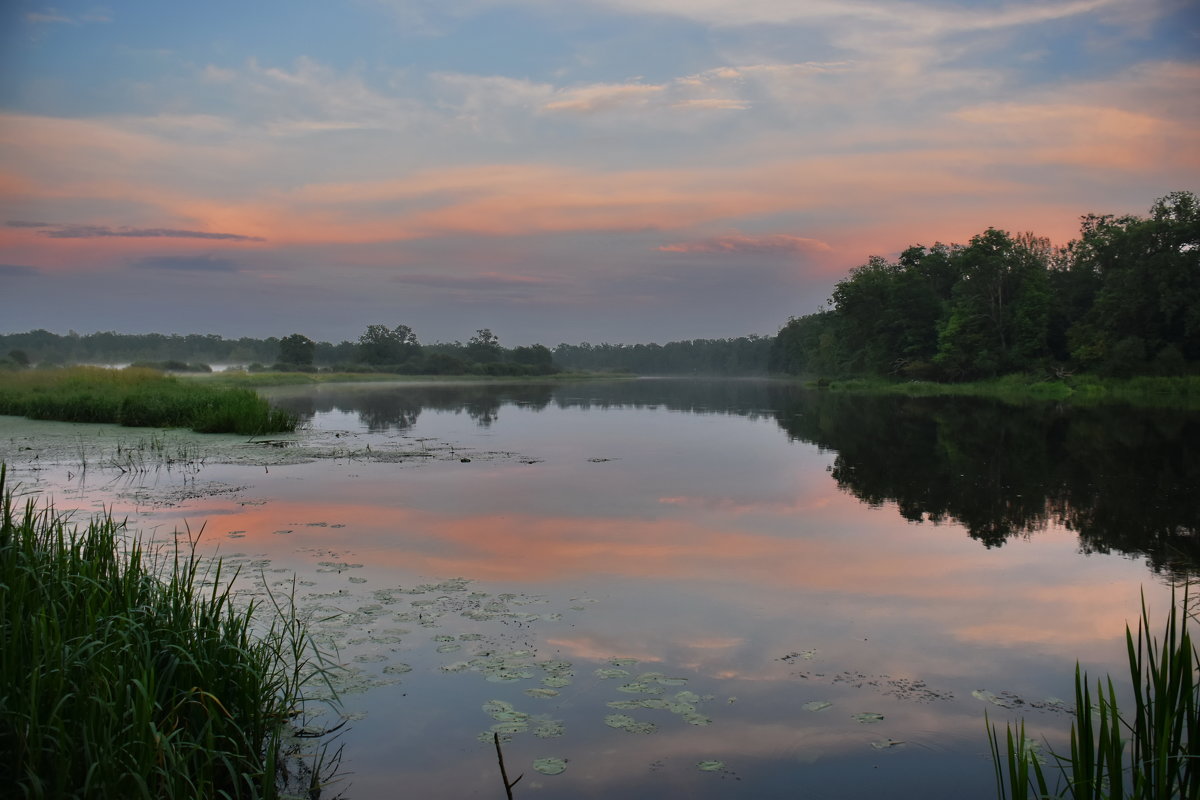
[658,233,832,256]
[543,83,666,113]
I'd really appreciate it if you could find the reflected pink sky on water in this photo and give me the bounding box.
[1,390,1182,799]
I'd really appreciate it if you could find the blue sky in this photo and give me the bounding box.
[1,0,1197,346]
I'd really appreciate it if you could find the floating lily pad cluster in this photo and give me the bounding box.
[597,662,714,729]
[477,698,565,744]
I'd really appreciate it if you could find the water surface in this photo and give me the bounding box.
[3,379,1195,799]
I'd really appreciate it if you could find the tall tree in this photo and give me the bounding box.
[934,228,1051,378]
[466,329,502,364]
[278,333,316,367]
[358,324,421,365]
[1068,190,1200,373]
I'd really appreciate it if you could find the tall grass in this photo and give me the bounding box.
[0,366,296,434]
[0,465,338,798]
[989,589,1198,799]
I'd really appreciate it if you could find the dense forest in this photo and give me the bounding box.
[3,191,1195,380]
[770,191,1200,380]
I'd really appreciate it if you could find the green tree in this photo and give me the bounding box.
[1068,190,1200,371]
[358,324,421,366]
[829,256,902,373]
[278,334,316,367]
[769,312,840,375]
[466,329,501,364]
[510,344,555,372]
[934,228,1051,378]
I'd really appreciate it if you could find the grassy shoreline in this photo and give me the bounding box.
[0,367,297,434]
[800,374,1200,408]
[0,465,338,798]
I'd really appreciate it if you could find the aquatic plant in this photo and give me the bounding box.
[0,366,296,434]
[988,589,1198,799]
[0,465,338,798]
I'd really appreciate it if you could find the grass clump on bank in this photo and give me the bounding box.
[0,466,337,798]
[988,589,1198,799]
[0,366,296,434]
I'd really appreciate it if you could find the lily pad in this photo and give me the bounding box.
[972,689,1011,708]
[595,668,630,679]
[483,699,515,716]
[533,719,565,738]
[852,712,885,724]
[603,713,657,734]
[697,760,725,772]
[803,701,833,712]
[532,757,567,776]
[871,738,905,750]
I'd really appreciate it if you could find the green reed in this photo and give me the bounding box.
[0,367,296,434]
[0,465,338,798]
[989,589,1198,799]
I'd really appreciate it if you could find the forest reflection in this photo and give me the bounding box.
[270,379,1199,575]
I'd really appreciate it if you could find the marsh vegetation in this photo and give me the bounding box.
[989,591,1198,800]
[0,366,296,434]
[0,466,340,798]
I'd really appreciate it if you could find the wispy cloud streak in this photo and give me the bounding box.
[659,234,832,256]
[7,221,265,241]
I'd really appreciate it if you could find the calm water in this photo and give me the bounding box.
[4,379,1197,799]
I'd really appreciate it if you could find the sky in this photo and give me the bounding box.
[0,1,1197,347]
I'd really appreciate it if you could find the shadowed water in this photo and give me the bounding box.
[3,378,1196,799]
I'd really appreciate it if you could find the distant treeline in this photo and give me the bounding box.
[770,191,1200,380]
[550,337,771,375]
[0,325,774,376]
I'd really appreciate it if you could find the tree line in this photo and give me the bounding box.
[0,325,775,376]
[550,337,772,375]
[770,191,1200,380]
